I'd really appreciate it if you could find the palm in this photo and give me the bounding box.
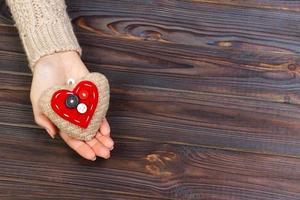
[30,52,114,160]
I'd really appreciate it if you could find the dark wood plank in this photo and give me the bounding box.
[69,0,300,105]
[69,0,300,158]
[186,0,300,11]
[2,0,300,102]
[0,1,12,25]
[0,0,300,155]
[0,64,300,156]
[2,71,300,157]
[1,124,300,200]
[2,1,299,154]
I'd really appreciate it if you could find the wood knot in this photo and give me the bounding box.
[218,41,232,47]
[141,30,162,41]
[144,152,179,177]
[288,64,297,71]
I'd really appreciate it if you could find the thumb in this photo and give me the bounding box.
[34,114,58,139]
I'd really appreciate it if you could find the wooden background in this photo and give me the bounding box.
[1,0,300,199]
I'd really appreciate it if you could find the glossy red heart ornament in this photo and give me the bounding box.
[51,81,98,128]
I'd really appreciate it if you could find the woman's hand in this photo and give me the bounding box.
[30,51,114,161]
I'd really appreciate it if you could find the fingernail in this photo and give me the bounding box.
[46,128,55,139]
[91,157,97,161]
[110,146,114,151]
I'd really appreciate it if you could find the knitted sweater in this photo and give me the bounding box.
[5,0,82,71]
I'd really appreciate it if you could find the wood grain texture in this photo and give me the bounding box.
[1,0,300,199]
[1,124,300,200]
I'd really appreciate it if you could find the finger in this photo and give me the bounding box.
[96,131,114,150]
[60,131,96,161]
[34,114,57,139]
[32,101,57,138]
[86,138,110,159]
[100,118,111,136]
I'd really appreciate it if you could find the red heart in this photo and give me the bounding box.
[50,81,99,128]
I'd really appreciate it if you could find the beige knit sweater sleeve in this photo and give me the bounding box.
[6,0,82,71]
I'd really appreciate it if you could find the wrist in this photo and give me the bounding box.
[34,51,89,79]
[58,51,89,79]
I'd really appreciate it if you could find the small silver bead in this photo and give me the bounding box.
[67,78,75,85]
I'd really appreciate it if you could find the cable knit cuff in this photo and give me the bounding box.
[22,16,82,71]
[6,0,82,72]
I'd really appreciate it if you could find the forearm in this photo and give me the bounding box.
[6,0,81,71]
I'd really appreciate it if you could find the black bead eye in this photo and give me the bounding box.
[65,94,79,108]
